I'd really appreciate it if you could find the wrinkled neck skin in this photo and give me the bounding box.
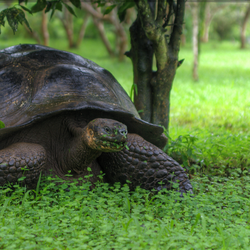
[64,125,101,175]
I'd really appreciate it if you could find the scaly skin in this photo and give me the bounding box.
[0,119,192,194]
[0,142,46,187]
[98,134,193,194]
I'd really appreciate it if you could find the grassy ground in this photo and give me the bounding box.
[171,41,250,135]
[1,175,250,249]
[0,38,250,249]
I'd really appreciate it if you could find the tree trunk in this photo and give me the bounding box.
[116,24,127,61]
[41,9,49,46]
[201,4,211,43]
[126,0,185,129]
[81,2,128,59]
[76,13,90,48]
[240,4,250,49]
[92,16,114,57]
[124,8,136,25]
[65,8,75,48]
[57,7,75,48]
[81,2,114,57]
[128,18,154,122]
[110,9,127,61]
[200,3,227,43]
[192,2,199,81]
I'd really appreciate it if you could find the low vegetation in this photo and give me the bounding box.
[0,39,250,249]
[1,174,250,249]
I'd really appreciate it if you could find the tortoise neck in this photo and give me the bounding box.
[65,127,102,175]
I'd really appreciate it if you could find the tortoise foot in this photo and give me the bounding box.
[0,142,46,187]
[98,134,193,194]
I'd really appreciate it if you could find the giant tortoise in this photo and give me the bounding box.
[0,44,192,194]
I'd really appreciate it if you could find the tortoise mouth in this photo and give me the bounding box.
[94,138,126,152]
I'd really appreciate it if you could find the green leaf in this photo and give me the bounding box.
[118,2,135,13]
[0,198,11,218]
[0,10,7,34]
[118,10,126,22]
[0,7,32,35]
[103,4,116,15]
[96,2,106,7]
[62,2,76,17]
[55,2,63,12]
[70,0,81,9]
[6,8,19,34]
[190,213,201,235]
[19,5,33,15]
[16,8,32,32]
[31,0,47,13]
[45,1,57,19]
[0,120,5,129]
[118,1,135,22]
[45,2,53,13]
[44,1,63,19]
[50,8,56,19]
[19,0,29,4]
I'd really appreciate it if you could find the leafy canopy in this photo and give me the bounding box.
[0,0,136,34]
[0,0,135,129]
[0,0,81,34]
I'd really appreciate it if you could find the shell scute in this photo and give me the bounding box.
[0,44,167,148]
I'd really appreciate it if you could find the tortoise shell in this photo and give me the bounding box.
[0,44,167,148]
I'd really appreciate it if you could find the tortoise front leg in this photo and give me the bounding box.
[0,142,46,187]
[98,134,193,194]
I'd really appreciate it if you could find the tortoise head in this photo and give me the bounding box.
[82,118,128,152]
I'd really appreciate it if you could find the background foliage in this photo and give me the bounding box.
[0,1,250,249]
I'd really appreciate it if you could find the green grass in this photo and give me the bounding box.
[0,38,250,249]
[1,175,250,249]
[171,41,250,135]
[167,41,250,177]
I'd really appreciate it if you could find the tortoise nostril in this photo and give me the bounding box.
[119,129,127,136]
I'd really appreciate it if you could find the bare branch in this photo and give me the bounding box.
[81,2,109,21]
[24,23,41,44]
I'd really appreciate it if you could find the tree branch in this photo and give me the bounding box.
[92,15,114,57]
[169,0,185,56]
[156,0,166,24]
[136,0,168,71]
[24,23,41,44]
[81,2,109,21]
[76,13,90,47]
[41,9,49,46]
[163,0,173,28]
[135,0,159,40]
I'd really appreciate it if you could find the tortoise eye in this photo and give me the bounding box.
[104,127,111,133]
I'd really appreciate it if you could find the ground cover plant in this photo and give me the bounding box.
[1,175,250,249]
[0,38,250,249]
